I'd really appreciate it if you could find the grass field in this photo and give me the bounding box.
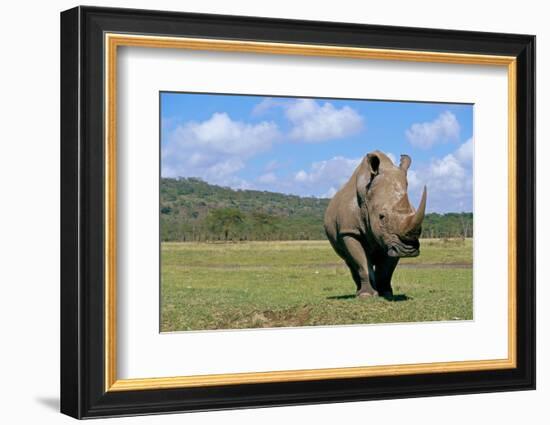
[160,238,473,332]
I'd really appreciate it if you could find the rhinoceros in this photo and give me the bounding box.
[324,151,427,297]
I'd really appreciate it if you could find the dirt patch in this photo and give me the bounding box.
[248,307,312,328]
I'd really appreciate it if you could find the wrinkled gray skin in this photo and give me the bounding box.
[324,151,427,297]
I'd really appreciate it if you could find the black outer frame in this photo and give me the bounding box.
[60,5,535,419]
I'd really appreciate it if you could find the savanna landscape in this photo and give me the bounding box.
[160,94,474,332]
[160,178,473,332]
[161,238,472,332]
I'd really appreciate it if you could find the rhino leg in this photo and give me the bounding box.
[374,256,399,298]
[340,235,378,297]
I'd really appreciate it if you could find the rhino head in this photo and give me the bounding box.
[356,151,427,258]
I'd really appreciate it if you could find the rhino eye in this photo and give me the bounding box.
[379,214,386,221]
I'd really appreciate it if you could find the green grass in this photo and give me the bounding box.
[161,239,473,332]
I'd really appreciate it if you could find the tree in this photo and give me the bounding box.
[205,208,244,241]
[160,178,474,242]
[250,210,278,240]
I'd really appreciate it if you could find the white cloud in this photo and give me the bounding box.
[455,137,473,164]
[405,111,460,149]
[285,99,364,142]
[430,154,466,179]
[385,152,397,165]
[223,176,254,190]
[407,169,421,188]
[251,156,362,198]
[258,172,277,184]
[252,98,365,143]
[294,156,361,185]
[167,112,278,156]
[294,170,309,182]
[251,97,285,116]
[162,112,279,186]
[290,156,362,196]
[323,187,338,198]
[407,138,473,212]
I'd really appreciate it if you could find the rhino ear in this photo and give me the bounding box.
[367,153,380,175]
[399,154,412,172]
[356,153,380,203]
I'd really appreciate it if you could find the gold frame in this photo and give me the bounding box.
[104,33,517,392]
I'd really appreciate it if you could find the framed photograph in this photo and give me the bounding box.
[60,6,535,419]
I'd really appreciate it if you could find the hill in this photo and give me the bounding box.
[160,178,473,242]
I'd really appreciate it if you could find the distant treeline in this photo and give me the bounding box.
[160,178,473,242]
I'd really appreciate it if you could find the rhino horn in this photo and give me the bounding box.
[402,185,427,235]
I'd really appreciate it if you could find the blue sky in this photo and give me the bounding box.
[161,92,473,213]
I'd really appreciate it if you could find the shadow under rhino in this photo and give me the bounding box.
[326,293,411,302]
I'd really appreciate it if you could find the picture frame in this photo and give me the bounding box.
[60,5,535,419]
